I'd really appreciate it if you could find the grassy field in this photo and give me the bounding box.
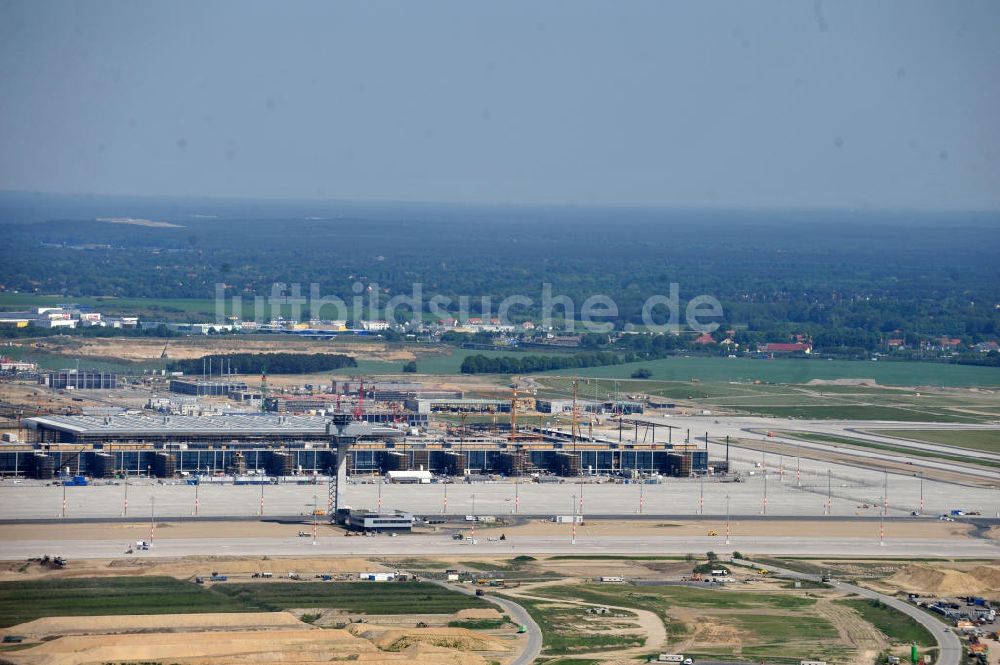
[721,612,838,640]
[874,429,1000,453]
[836,598,936,647]
[541,357,1000,388]
[518,582,844,662]
[539,583,816,612]
[0,576,250,628]
[537,375,1000,422]
[354,347,531,376]
[0,293,220,318]
[213,581,487,614]
[776,431,1000,469]
[514,596,646,656]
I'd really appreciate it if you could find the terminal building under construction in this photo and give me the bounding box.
[3,414,714,480]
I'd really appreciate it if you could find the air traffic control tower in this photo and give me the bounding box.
[326,412,376,518]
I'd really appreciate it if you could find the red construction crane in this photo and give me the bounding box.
[352,378,364,420]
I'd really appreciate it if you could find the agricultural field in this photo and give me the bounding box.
[212,581,488,614]
[0,576,249,628]
[0,577,485,629]
[0,575,510,665]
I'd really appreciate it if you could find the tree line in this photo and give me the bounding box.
[460,351,628,374]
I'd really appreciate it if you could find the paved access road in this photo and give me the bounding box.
[433,580,542,665]
[734,559,962,665]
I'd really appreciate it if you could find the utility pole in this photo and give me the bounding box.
[123,473,129,517]
[881,469,888,547]
[194,479,199,517]
[442,482,448,515]
[639,481,644,514]
[377,478,382,514]
[571,493,577,545]
[725,493,731,545]
[149,495,156,547]
[919,472,924,514]
[826,469,832,516]
[762,469,768,515]
[883,469,888,513]
[514,478,519,515]
[259,481,264,517]
[312,494,317,546]
[699,473,704,515]
[62,481,67,518]
[471,492,476,543]
[796,444,801,487]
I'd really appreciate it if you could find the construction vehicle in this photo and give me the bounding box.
[707,530,718,536]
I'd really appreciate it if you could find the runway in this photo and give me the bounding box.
[3,532,997,561]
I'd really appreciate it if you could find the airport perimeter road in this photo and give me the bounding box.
[433,581,541,665]
[3,533,998,560]
[734,559,961,665]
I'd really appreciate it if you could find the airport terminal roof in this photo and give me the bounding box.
[24,414,401,438]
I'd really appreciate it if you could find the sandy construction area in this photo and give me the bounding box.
[0,552,384,582]
[25,336,422,363]
[873,562,1000,595]
[2,611,307,639]
[1,626,500,665]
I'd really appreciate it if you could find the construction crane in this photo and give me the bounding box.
[259,368,269,413]
[352,378,364,420]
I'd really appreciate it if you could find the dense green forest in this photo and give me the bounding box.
[461,351,627,374]
[2,194,999,356]
[167,352,356,375]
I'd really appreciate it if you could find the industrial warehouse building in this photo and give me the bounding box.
[40,371,118,390]
[404,397,511,414]
[169,379,249,397]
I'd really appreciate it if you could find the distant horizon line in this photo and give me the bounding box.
[1,188,998,216]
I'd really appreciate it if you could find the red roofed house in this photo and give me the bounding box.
[693,333,715,345]
[938,337,962,349]
[759,342,812,355]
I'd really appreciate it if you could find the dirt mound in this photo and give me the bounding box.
[367,626,509,653]
[453,608,504,620]
[888,564,995,595]
[969,565,1000,589]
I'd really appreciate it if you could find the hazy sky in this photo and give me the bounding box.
[1,1,998,210]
